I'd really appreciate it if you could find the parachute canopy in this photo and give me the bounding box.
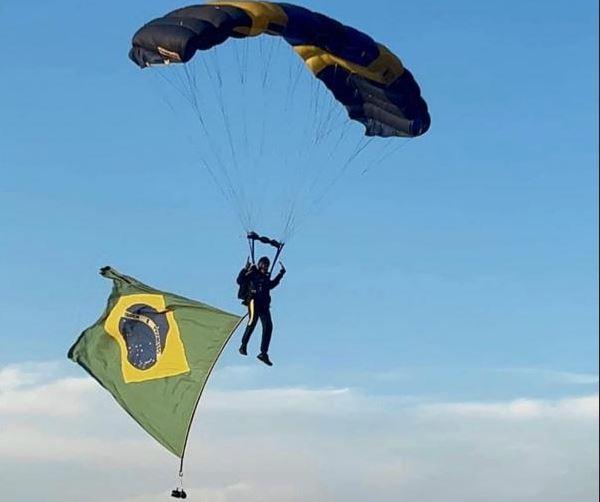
[129,1,430,138]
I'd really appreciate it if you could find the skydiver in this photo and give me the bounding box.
[236,256,286,366]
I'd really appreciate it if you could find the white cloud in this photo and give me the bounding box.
[555,371,599,385]
[211,364,263,386]
[0,376,95,416]
[498,367,600,385]
[0,361,63,391]
[203,386,356,415]
[0,361,597,502]
[0,423,159,466]
[419,395,599,420]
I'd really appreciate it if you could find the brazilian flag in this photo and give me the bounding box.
[68,267,243,460]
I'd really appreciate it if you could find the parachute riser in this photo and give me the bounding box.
[270,243,285,275]
[248,237,256,265]
[246,231,284,273]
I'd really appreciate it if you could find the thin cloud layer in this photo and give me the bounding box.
[419,395,599,420]
[497,367,600,385]
[0,362,597,502]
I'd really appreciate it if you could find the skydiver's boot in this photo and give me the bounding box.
[239,345,247,356]
[257,353,273,366]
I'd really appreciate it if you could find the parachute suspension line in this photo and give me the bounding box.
[276,68,318,239]
[250,39,267,231]
[303,76,323,167]
[241,36,250,77]
[347,137,375,166]
[284,55,295,114]
[361,139,412,175]
[149,72,181,118]
[330,125,350,158]
[314,137,375,207]
[266,37,284,163]
[311,78,323,142]
[365,137,393,167]
[282,175,299,241]
[297,113,350,213]
[281,199,300,243]
[153,70,237,217]
[149,69,252,232]
[252,38,283,230]
[318,112,348,148]
[182,63,250,231]
[277,154,296,243]
[204,49,244,213]
[305,123,352,200]
[304,76,320,146]
[278,69,357,241]
[315,85,339,142]
[288,135,377,238]
[262,36,278,89]
[253,39,273,228]
[293,74,314,160]
[237,40,259,228]
[155,69,198,115]
[211,47,256,229]
[233,38,246,86]
[278,53,307,203]
[192,57,252,231]
[247,36,288,232]
[209,48,240,172]
[315,67,350,150]
[258,37,273,161]
[314,94,336,145]
[228,40,254,229]
[258,38,269,163]
[233,41,250,166]
[238,37,287,233]
[155,68,243,225]
[274,39,292,230]
[285,55,305,115]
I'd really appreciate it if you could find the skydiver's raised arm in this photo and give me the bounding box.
[269,262,286,289]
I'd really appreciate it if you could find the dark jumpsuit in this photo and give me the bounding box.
[237,267,285,354]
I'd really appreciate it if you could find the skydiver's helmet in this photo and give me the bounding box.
[257,256,270,273]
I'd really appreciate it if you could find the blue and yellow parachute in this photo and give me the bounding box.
[130,2,430,138]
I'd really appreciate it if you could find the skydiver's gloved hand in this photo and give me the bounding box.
[278,261,286,275]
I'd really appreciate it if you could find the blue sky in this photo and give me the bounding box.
[0,1,598,500]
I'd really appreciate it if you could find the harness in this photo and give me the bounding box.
[238,231,285,304]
